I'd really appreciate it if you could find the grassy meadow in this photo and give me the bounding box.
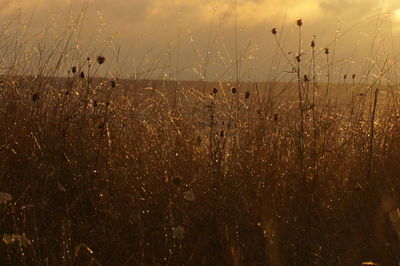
[1,9,400,266]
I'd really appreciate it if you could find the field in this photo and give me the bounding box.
[1,9,400,266]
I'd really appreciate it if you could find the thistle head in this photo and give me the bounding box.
[97,56,106,65]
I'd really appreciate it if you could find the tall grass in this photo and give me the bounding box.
[1,7,400,266]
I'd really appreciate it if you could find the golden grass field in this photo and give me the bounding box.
[1,11,400,266]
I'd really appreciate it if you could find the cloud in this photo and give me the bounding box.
[319,0,378,13]
[319,0,400,18]
[1,0,395,28]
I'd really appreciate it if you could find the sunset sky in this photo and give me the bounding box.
[2,0,400,80]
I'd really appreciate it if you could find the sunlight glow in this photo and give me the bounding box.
[394,8,400,22]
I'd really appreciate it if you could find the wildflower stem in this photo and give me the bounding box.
[297,21,305,178]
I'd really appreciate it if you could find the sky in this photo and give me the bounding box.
[1,0,400,81]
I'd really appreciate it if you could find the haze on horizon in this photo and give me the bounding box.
[1,0,400,81]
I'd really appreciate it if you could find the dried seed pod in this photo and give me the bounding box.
[297,19,303,27]
[172,177,181,186]
[97,56,105,65]
[32,93,39,102]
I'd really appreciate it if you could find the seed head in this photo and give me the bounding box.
[79,71,85,79]
[212,88,218,94]
[303,74,309,82]
[245,91,250,99]
[273,113,279,121]
[297,19,303,27]
[311,40,315,48]
[97,56,105,65]
[32,93,39,102]
[71,66,77,73]
[111,80,116,88]
[220,130,225,138]
[271,27,277,35]
[344,74,347,80]
[231,87,237,94]
[172,177,181,186]
[93,100,98,107]
[352,74,356,79]
[324,48,329,55]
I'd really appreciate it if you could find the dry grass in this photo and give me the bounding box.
[1,10,400,266]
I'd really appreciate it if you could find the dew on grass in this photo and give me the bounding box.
[3,234,32,246]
